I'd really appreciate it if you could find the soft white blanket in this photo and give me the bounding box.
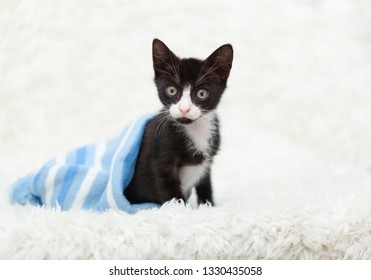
[1,0,371,259]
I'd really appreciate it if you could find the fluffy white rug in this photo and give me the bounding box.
[1,0,371,259]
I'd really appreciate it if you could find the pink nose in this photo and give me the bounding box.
[179,107,190,115]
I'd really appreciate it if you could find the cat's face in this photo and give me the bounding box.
[152,39,233,125]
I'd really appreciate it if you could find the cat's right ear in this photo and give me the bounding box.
[152,39,180,79]
[203,44,233,82]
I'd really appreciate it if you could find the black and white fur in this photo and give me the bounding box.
[124,39,233,205]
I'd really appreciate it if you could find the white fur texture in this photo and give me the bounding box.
[170,86,202,120]
[1,0,371,259]
[179,161,210,197]
[183,111,217,156]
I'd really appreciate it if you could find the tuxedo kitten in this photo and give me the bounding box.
[124,39,233,206]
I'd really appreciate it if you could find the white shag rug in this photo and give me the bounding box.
[1,0,371,259]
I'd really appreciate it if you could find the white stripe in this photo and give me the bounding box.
[94,142,106,170]
[70,168,99,210]
[68,142,105,209]
[45,154,66,205]
[55,154,66,165]
[106,122,137,210]
[179,85,191,112]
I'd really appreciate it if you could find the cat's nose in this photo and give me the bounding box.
[179,107,190,115]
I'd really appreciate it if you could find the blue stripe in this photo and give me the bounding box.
[66,149,77,164]
[84,144,96,167]
[111,126,137,210]
[56,166,78,207]
[75,146,87,165]
[62,167,89,210]
[82,172,109,211]
[111,116,149,211]
[32,159,56,204]
[101,138,119,172]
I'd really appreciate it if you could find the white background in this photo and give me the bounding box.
[1,0,371,259]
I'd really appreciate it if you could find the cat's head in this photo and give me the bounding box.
[152,39,233,125]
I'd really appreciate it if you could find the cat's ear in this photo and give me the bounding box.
[203,44,233,81]
[152,39,180,79]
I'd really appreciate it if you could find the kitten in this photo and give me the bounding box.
[124,39,233,206]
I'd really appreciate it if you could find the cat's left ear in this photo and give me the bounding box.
[204,44,233,81]
[152,39,180,79]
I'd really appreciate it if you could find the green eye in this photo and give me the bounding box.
[166,86,178,96]
[196,89,209,100]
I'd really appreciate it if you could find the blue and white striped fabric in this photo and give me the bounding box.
[10,114,159,213]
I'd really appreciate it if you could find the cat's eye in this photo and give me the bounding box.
[166,86,178,97]
[196,89,209,100]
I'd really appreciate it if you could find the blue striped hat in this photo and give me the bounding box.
[10,114,159,213]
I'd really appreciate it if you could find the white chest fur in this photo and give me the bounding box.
[179,161,210,197]
[178,112,216,196]
[182,111,217,156]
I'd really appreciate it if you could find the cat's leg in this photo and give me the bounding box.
[155,166,186,204]
[195,172,214,205]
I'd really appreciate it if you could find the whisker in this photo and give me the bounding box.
[148,111,167,135]
[196,74,222,85]
[196,55,220,84]
[149,109,174,137]
[196,60,231,86]
[155,69,178,82]
[169,52,180,82]
[160,116,171,136]
[154,55,180,83]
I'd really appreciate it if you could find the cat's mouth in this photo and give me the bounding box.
[175,117,195,125]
